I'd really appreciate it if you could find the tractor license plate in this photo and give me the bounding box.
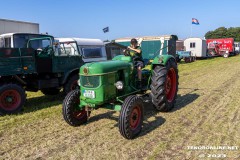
[83,90,95,99]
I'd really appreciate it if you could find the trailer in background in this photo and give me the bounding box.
[105,42,124,60]
[184,38,207,58]
[176,40,185,51]
[206,38,235,58]
[176,39,196,63]
[115,35,178,60]
[234,42,240,54]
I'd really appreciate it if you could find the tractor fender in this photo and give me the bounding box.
[62,69,79,85]
[151,55,176,67]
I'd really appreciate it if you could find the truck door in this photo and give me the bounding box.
[28,37,53,73]
[52,41,83,73]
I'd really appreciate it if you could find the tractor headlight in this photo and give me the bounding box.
[115,81,124,90]
[226,51,229,53]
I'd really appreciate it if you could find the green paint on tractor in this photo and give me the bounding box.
[63,35,179,140]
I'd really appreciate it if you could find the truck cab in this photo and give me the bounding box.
[0,33,51,48]
[55,38,107,63]
[0,34,107,114]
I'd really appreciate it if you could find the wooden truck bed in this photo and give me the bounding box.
[0,48,36,76]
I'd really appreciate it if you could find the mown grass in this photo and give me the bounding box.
[0,56,239,160]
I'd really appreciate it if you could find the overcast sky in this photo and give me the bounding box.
[1,0,240,40]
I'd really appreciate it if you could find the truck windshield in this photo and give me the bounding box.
[28,38,52,50]
[58,42,78,56]
[81,47,102,58]
[13,34,53,48]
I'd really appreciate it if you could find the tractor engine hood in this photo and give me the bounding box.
[80,60,131,75]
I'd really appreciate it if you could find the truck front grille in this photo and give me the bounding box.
[80,76,100,88]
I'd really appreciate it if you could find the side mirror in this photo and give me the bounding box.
[37,48,43,52]
[36,48,43,55]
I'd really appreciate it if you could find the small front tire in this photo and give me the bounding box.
[118,95,143,139]
[62,89,88,126]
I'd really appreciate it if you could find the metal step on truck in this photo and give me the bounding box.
[0,33,107,114]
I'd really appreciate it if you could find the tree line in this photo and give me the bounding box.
[205,27,240,42]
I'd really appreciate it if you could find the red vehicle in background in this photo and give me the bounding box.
[206,38,235,58]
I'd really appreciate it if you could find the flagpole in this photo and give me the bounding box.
[191,24,193,38]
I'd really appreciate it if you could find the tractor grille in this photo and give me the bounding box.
[80,75,100,88]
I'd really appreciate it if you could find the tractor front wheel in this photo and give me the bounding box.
[118,95,143,139]
[62,89,88,126]
[0,84,26,114]
[150,58,178,112]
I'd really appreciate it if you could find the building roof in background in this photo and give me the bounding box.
[0,18,38,25]
[56,38,104,46]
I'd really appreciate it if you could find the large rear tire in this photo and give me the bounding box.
[0,84,26,114]
[63,75,79,95]
[62,89,88,126]
[150,58,178,112]
[118,95,143,139]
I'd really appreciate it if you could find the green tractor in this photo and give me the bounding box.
[62,36,179,139]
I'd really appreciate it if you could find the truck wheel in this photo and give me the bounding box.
[64,75,79,95]
[62,89,88,126]
[41,88,60,95]
[175,56,181,63]
[150,59,178,112]
[184,57,190,63]
[0,84,26,114]
[223,53,229,58]
[119,95,143,139]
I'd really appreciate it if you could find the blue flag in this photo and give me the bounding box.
[103,27,109,33]
[192,18,200,25]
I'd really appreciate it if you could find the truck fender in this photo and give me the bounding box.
[62,69,79,84]
[13,75,27,85]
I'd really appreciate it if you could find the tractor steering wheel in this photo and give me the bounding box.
[123,49,130,56]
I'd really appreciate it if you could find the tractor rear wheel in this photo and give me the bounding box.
[150,59,178,112]
[119,95,143,139]
[0,84,26,114]
[62,89,88,126]
[64,75,79,95]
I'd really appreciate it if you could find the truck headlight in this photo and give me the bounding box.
[115,81,124,90]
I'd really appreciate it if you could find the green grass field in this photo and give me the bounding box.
[0,56,240,160]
